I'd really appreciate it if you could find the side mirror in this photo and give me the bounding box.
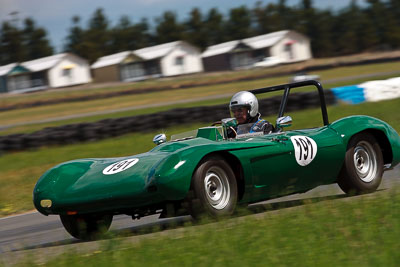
[221,118,238,128]
[153,133,166,145]
[276,116,292,129]
[221,118,238,138]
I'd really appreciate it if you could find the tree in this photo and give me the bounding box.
[22,18,53,60]
[388,0,400,27]
[155,11,184,44]
[386,0,400,48]
[85,8,112,62]
[0,21,25,64]
[253,2,278,34]
[134,18,153,48]
[111,16,134,52]
[64,16,85,56]
[183,8,208,49]
[203,8,226,45]
[111,16,152,51]
[225,6,253,40]
[308,10,334,57]
[332,6,359,55]
[356,9,380,51]
[365,0,399,49]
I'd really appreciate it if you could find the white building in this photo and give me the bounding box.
[202,30,312,71]
[91,41,204,83]
[0,63,17,93]
[0,53,91,93]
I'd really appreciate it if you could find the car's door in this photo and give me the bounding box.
[244,125,345,201]
[279,126,345,193]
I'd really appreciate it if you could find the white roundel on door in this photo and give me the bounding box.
[103,158,139,175]
[290,136,318,166]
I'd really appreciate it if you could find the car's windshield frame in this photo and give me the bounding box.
[170,80,328,142]
[250,80,329,126]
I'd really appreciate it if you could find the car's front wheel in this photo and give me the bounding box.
[190,156,237,219]
[337,133,383,195]
[60,213,113,240]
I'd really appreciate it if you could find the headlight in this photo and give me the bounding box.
[40,199,52,208]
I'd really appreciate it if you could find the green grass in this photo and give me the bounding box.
[317,61,400,80]
[14,189,400,266]
[0,53,398,107]
[1,60,400,134]
[1,97,400,217]
[1,71,400,136]
[0,62,290,107]
[0,75,289,127]
[0,98,229,135]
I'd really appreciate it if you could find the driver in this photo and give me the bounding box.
[228,91,274,137]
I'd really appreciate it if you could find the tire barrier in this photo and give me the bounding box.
[331,85,365,104]
[362,77,400,102]
[0,90,335,153]
[331,76,400,104]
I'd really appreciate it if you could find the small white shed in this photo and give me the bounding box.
[0,63,16,93]
[91,41,204,83]
[0,53,91,93]
[22,53,92,88]
[91,51,142,83]
[134,41,204,77]
[202,30,312,71]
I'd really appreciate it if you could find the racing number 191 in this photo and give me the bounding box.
[108,161,131,172]
[294,137,313,161]
[290,136,317,166]
[103,158,139,175]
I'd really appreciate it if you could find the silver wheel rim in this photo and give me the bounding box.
[353,141,377,183]
[204,166,231,210]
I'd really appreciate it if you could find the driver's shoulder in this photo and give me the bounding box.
[254,118,269,126]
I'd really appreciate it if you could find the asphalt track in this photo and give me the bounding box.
[1,165,399,265]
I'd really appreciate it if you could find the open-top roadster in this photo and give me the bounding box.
[33,80,400,240]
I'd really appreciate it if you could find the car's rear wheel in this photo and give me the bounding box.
[337,133,383,195]
[60,213,113,240]
[190,156,237,219]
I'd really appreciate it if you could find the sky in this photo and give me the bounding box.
[0,0,366,52]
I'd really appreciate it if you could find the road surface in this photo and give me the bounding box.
[1,166,399,265]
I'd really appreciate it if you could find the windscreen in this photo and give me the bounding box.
[170,129,198,141]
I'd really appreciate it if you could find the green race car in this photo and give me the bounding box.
[33,80,400,240]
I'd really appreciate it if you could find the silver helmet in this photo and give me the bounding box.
[229,91,259,118]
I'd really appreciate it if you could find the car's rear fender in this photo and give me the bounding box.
[330,115,400,168]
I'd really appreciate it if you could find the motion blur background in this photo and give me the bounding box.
[1,0,400,265]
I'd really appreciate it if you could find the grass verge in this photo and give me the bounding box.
[12,188,400,266]
[1,61,400,133]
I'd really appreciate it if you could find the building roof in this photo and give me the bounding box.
[21,53,68,72]
[201,40,241,58]
[91,41,197,69]
[0,63,17,76]
[134,41,183,60]
[202,30,291,58]
[244,30,289,49]
[91,51,132,69]
[0,53,87,75]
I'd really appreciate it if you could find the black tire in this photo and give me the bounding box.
[60,213,113,240]
[337,133,383,195]
[190,156,238,219]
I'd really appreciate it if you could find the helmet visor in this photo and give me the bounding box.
[230,105,249,119]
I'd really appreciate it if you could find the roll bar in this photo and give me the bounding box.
[249,80,329,126]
